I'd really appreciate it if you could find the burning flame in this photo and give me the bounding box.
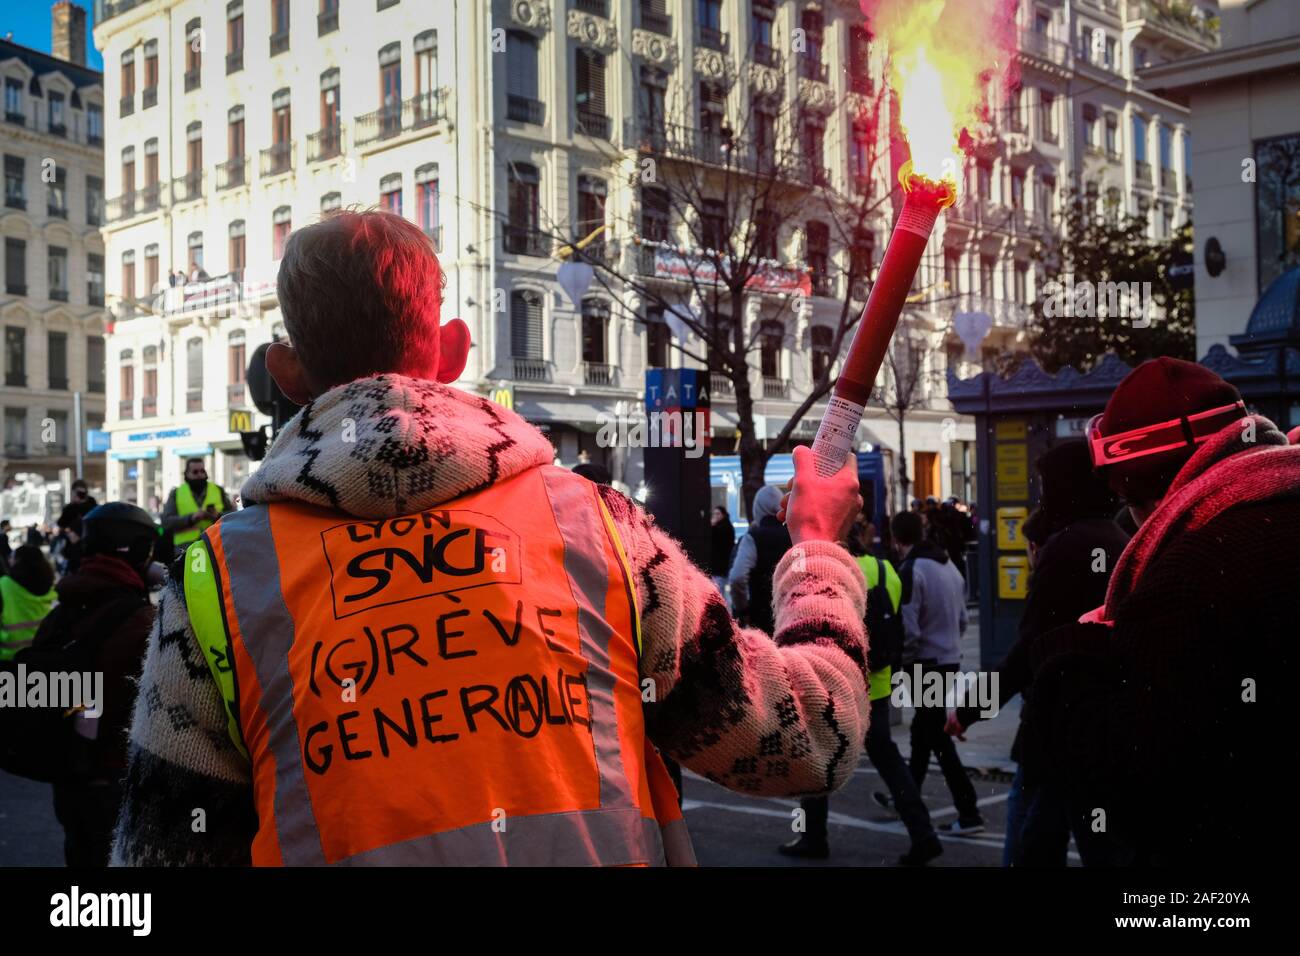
[861,0,1019,203]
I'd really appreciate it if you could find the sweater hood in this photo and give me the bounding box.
[752,486,783,523]
[240,375,557,519]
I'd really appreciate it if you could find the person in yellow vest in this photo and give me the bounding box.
[110,211,870,867]
[161,458,233,549]
[0,545,56,661]
[780,527,942,865]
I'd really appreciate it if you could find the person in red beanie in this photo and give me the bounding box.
[1026,357,1300,866]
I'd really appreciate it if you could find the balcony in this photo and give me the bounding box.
[187,389,203,413]
[3,283,23,296]
[48,203,68,220]
[572,0,609,14]
[88,132,103,147]
[698,26,728,52]
[88,378,104,394]
[5,109,27,126]
[753,43,781,68]
[762,376,790,400]
[172,170,203,204]
[260,141,294,178]
[507,95,545,124]
[47,287,68,302]
[141,182,162,212]
[226,50,244,74]
[48,122,67,138]
[308,125,344,163]
[353,89,449,147]
[88,286,104,307]
[1160,167,1177,191]
[4,194,25,211]
[142,396,157,417]
[503,226,549,257]
[118,399,134,420]
[227,383,247,407]
[639,3,671,36]
[1130,0,1220,52]
[710,372,733,399]
[184,68,200,93]
[318,8,339,35]
[575,110,610,139]
[943,292,1031,329]
[119,94,134,118]
[583,362,617,387]
[1017,27,1072,68]
[270,31,290,57]
[511,357,552,382]
[810,272,835,298]
[142,85,157,109]
[93,0,149,24]
[216,156,248,191]
[799,57,828,83]
[1135,159,1152,183]
[49,376,68,390]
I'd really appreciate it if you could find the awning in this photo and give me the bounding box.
[171,445,214,456]
[111,449,159,460]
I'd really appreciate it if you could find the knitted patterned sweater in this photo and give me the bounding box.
[111,375,869,865]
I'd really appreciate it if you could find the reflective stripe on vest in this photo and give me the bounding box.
[0,575,55,660]
[184,540,248,760]
[174,482,224,545]
[194,466,693,866]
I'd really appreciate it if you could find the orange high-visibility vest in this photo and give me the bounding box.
[195,465,693,866]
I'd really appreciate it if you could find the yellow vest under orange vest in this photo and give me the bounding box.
[191,465,692,866]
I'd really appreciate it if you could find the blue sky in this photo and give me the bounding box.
[5,1,104,71]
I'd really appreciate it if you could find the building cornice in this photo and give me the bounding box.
[1140,33,1300,93]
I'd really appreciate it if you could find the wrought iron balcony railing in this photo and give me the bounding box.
[216,156,248,190]
[172,170,203,203]
[507,95,545,124]
[503,226,549,257]
[260,141,294,177]
[583,362,616,386]
[762,376,790,400]
[698,26,728,52]
[511,357,552,382]
[575,110,610,139]
[639,3,671,36]
[354,89,449,146]
[308,125,344,162]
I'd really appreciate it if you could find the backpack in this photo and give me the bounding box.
[864,556,903,673]
[0,590,149,783]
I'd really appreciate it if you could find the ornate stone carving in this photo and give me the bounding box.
[567,9,618,53]
[631,28,678,68]
[745,61,782,97]
[798,76,835,113]
[693,46,736,88]
[509,0,550,32]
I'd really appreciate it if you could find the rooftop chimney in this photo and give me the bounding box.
[51,2,88,66]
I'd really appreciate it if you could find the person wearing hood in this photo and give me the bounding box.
[160,457,234,554]
[1027,358,1300,866]
[947,441,1129,866]
[709,506,735,599]
[727,485,792,635]
[890,509,983,835]
[37,502,158,866]
[111,211,870,867]
[0,545,56,661]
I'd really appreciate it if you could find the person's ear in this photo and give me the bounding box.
[435,317,471,384]
[265,341,313,405]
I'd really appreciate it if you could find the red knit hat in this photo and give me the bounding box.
[1095,358,1242,503]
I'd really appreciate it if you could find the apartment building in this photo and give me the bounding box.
[94,0,1209,509]
[1,4,108,488]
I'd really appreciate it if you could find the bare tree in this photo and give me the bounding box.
[875,308,948,512]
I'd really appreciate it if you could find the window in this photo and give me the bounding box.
[86,174,103,224]
[320,68,340,140]
[380,172,402,215]
[227,2,245,72]
[980,254,995,296]
[1035,9,1051,34]
[120,48,135,103]
[1255,132,1300,292]
[1132,114,1148,164]
[699,80,725,143]
[272,206,291,259]
[581,299,608,365]
[4,408,27,456]
[638,66,666,130]
[755,105,777,168]
[811,326,834,382]
[87,102,102,144]
[121,249,136,304]
[1085,180,1100,217]
[143,346,158,409]
[1039,89,1056,140]
[187,337,204,412]
[576,175,606,248]
[510,289,543,358]
[186,121,203,175]
[416,164,439,243]
[752,3,774,65]
[1105,114,1119,155]
[944,249,961,293]
[645,307,669,368]
[185,19,203,88]
[271,0,291,55]
[144,243,159,292]
[850,228,875,280]
[87,336,104,392]
[229,220,246,275]
[976,161,992,199]
[1010,168,1025,208]
[1082,104,1098,149]
[48,91,65,135]
[48,246,68,300]
[415,31,437,96]
[754,210,779,260]
[143,38,158,103]
[801,113,827,181]
[321,191,342,214]
[1013,261,1028,304]
[87,253,104,306]
[641,185,669,242]
[379,42,402,132]
[272,88,291,145]
[4,76,22,120]
[5,238,26,295]
[850,121,872,186]
[119,350,135,415]
[229,330,247,385]
[506,31,539,106]
[48,331,68,389]
[807,220,830,293]
[228,104,245,159]
[4,154,24,209]
[45,409,68,453]
[1105,37,1118,70]
[144,138,159,187]
[1105,186,1120,224]
[575,48,608,133]
[506,163,540,253]
[47,165,67,218]
[184,233,203,276]
[759,321,783,379]
[1038,172,1055,216]
[1159,123,1173,169]
[5,326,26,386]
[701,199,727,251]
[800,9,826,80]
